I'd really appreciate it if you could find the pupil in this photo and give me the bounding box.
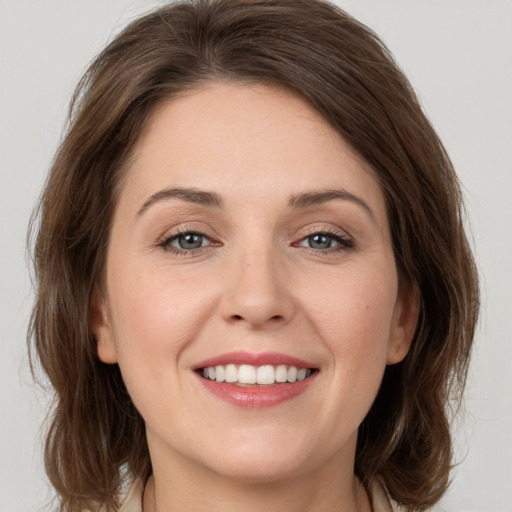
[179,233,202,249]
[310,234,331,249]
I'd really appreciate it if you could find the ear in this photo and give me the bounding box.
[90,284,118,364]
[386,284,420,365]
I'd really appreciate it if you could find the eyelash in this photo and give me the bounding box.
[158,228,354,256]
[158,228,218,256]
[294,228,354,253]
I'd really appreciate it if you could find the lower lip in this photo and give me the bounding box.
[196,373,317,408]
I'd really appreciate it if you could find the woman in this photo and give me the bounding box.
[28,0,479,510]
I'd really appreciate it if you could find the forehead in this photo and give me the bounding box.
[119,81,386,220]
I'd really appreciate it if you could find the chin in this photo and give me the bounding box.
[204,451,309,484]
[191,429,327,484]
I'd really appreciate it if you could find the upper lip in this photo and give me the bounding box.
[193,351,317,370]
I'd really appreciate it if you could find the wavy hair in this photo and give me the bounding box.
[28,0,479,510]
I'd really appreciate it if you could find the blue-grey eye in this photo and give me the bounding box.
[172,232,207,250]
[296,231,353,251]
[305,233,336,249]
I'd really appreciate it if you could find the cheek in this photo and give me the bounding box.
[302,261,397,383]
[309,264,396,335]
[106,263,215,370]
[105,265,221,426]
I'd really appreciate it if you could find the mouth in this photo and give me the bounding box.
[198,364,316,386]
[193,352,319,408]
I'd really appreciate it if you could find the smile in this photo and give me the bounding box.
[194,351,319,408]
[200,364,314,386]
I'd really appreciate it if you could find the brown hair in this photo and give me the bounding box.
[28,0,479,510]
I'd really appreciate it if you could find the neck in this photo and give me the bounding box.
[143,440,372,512]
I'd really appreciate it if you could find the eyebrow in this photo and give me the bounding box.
[137,186,375,223]
[288,189,376,223]
[137,187,223,216]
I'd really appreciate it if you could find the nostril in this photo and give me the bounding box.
[232,314,283,322]
[227,312,288,327]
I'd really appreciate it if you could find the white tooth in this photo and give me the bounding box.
[257,365,275,385]
[202,368,209,379]
[238,364,256,384]
[215,365,225,382]
[297,368,307,381]
[306,369,312,378]
[225,364,238,383]
[275,365,288,383]
[208,367,216,380]
[287,366,298,383]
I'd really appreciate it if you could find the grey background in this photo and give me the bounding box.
[1,1,511,510]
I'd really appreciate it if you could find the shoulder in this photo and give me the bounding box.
[371,481,444,512]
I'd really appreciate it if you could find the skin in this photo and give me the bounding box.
[92,82,418,512]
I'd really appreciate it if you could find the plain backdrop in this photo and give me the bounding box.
[1,1,511,511]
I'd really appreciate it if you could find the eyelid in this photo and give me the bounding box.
[297,224,352,240]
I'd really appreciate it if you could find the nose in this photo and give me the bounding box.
[219,245,295,330]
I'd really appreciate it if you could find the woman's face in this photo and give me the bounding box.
[94,82,416,483]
